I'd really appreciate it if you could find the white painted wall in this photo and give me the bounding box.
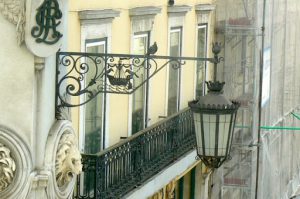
[0,1,72,198]
[0,15,35,153]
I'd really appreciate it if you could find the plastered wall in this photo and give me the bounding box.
[0,15,35,151]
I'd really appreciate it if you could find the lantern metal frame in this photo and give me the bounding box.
[189,85,240,168]
[188,44,240,168]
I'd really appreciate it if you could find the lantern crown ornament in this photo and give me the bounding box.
[190,81,239,111]
[189,81,240,168]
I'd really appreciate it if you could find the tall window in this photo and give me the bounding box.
[196,24,208,97]
[132,32,149,134]
[83,38,107,154]
[168,27,182,116]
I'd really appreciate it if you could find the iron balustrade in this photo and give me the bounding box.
[73,108,196,199]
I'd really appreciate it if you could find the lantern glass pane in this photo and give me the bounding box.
[193,113,203,155]
[203,114,216,156]
[218,114,231,156]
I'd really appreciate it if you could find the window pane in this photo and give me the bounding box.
[218,114,230,156]
[196,25,207,97]
[203,114,216,156]
[168,29,181,116]
[132,34,148,134]
[194,113,203,155]
[84,41,106,154]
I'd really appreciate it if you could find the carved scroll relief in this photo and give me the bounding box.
[0,0,26,45]
[0,143,16,192]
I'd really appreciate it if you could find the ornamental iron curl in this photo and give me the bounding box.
[55,42,223,119]
[31,0,63,44]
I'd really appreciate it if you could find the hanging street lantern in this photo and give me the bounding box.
[189,43,240,168]
[189,81,239,168]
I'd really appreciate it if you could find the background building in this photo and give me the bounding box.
[213,0,300,198]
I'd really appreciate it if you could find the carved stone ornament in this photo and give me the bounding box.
[0,0,26,45]
[55,93,71,121]
[0,143,16,192]
[55,133,82,188]
[0,126,32,199]
[45,121,81,198]
[149,189,164,199]
[166,180,176,199]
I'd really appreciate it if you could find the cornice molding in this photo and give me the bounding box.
[167,5,192,14]
[79,9,120,24]
[195,4,216,12]
[129,6,161,17]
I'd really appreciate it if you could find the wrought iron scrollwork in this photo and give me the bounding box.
[31,0,63,44]
[56,53,186,109]
[56,42,223,118]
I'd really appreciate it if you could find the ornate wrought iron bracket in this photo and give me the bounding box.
[55,42,223,119]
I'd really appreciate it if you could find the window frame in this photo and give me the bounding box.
[195,23,208,97]
[80,37,108,153]
[167,26,183,116]
[130,31,151,134]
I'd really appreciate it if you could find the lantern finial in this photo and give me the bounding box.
[206,81,225,92]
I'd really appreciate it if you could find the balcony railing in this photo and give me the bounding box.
[73,108,196,199]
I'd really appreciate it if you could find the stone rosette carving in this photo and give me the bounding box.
[55,133,82,188]
[0,0,25,45]
[0,143,16,192]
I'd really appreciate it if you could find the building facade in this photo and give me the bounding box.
[0,0,217,198]
[0,0,82,198]
[67,0,216,149]
[66,0,217,198]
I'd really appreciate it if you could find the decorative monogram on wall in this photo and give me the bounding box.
[31,0,63,45]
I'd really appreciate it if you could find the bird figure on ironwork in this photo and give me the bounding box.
[146,42,158,55]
